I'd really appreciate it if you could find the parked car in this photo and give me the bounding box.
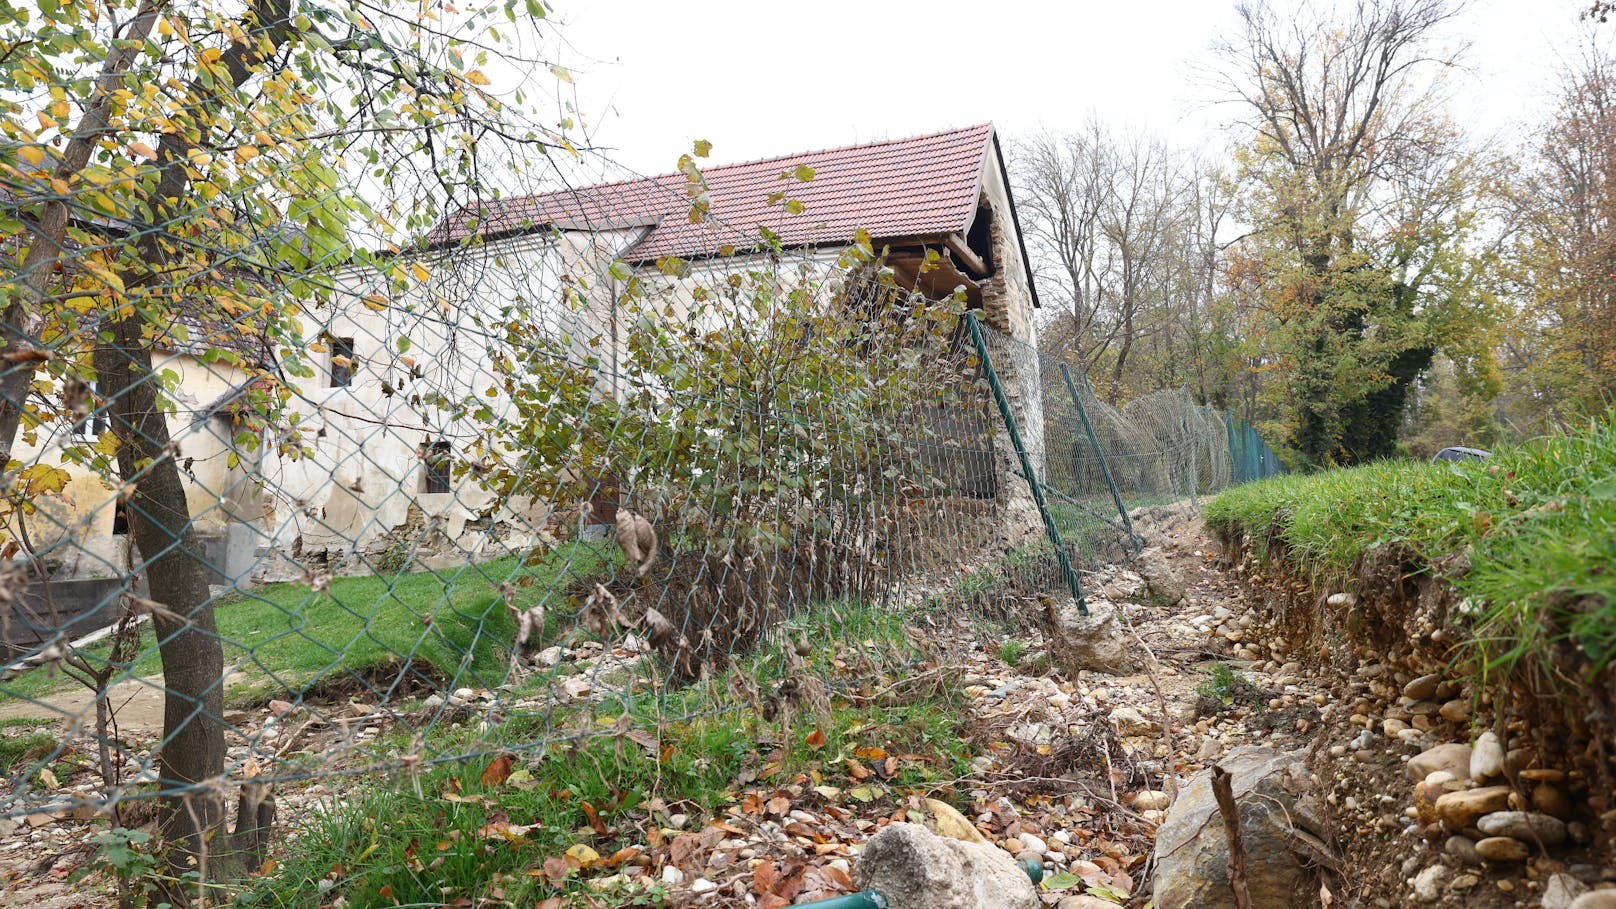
[1432,446,1491,463]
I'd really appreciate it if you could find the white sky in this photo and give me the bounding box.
[529,0,1602,177]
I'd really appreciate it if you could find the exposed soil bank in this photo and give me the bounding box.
[1210,518,1616,909]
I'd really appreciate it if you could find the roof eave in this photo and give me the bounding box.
[988,129,1041,309]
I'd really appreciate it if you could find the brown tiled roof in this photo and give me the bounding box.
[430,124,997,260]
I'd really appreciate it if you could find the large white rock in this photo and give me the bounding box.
[1134,547,1189,604]
[1047,598,1129,675]
[1152,748,1325,909]
[855,823,1039,909]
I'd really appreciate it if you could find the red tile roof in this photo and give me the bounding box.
[430,124,997,261]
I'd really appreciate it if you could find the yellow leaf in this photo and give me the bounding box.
[18,144,45,166]
[129,141,156,159]
[565,844,601,867]
[362,294,388,312]
[410,262,431,283]
[465,69,491,86]
[923,798,986,843]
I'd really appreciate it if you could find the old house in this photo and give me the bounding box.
[259,123,1049,574]
[17,123,1047,585]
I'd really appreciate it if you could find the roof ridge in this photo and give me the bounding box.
[478,123,994,207]
[658,122,993,179]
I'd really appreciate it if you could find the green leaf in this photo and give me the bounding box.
[1040,873,1081,892]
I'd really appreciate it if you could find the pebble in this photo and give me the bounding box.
[1476,810,1567,845]
[1444,835,1481,866]
[1408,743,1471,781]
[1412,864,1450,901]
[1543,873,1590,909]
[1435,786,1513,830]
[1403,674,1441,701]
[1134,790,1171,811]
[1473,836,1530,862]
[689,877,718,895]
[1469,731,1504,780]
[1438,699,1471,723]
[1531,784,1574,818]
[661,865,683,886]
[1520,768,1568,783]
[1570,893,1616,909]
[1327,592,1356,607]
[1018,832,1047,856]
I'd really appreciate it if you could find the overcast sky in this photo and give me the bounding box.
[526,0,1602,178]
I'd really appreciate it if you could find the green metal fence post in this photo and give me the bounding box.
[1224,408,1240,485]
[1060,363,1138,557]
[964,313,1087,614]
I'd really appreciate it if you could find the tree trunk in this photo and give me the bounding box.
[93,320,223,897]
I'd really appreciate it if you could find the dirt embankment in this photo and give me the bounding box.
[1211,521,1616,909]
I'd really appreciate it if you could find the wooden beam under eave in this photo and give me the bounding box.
[944,233,988,279]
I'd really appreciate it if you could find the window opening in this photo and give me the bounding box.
[422,441,452,494]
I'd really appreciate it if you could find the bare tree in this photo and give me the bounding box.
[1013,125,1206,403]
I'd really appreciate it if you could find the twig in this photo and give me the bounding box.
[1211,764,1252,909]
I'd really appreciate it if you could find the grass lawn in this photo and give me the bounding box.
[233,599,967,909]
[1204,413,1616,676]
[1,540,621,708]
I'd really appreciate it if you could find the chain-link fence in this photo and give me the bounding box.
[961,324,1286,610]
[2,147,1284,903]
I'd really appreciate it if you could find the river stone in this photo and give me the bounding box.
[1470,731,1505,780]
[1439,699,1471,723]
[1152,747,1321,909]
[1474,836,1530,862]
[1435,786,1513,830]
[1134,790,1172,812]
[1408,743,1472,782]
[1444,835,1481,866]
[1412,864,1450,902]
[1570,892,1616,909]
[855,822,1039,909]
[1047,599,1129,675]
[1544,873,1590,909]
[1534,783,1575,820]
[1403,674,1441,701]
[1476,810,1568,845]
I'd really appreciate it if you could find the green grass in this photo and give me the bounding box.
[997,639,1025,667]
[1204,413,1616,676]
[235,600,970,909]
[1,540,619,706]
[0,725,56,775]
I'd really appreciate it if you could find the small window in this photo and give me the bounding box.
[421,441,452,495]
[111,501,130,536]
[69,380,106,442]
[327,335,357,388]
